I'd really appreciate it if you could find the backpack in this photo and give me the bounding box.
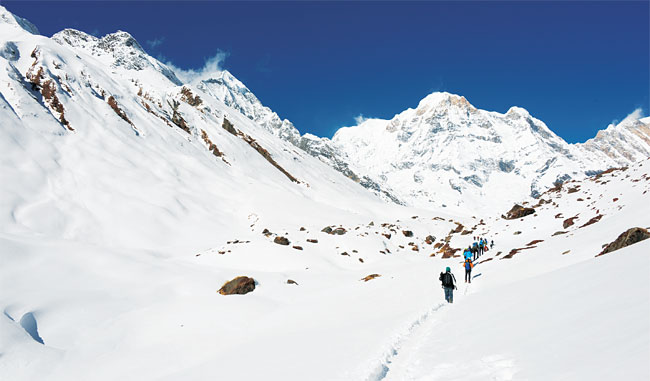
[440,272,453,287]
[465,260,473,270]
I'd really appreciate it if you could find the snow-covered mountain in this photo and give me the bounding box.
[310,94,650,212]
[161,53,649,213]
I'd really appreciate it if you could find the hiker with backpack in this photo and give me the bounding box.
[490,240,494,249]
[464,246,472,261]
[464,258,474,283]
[439,267,457,303]
[472,241,478,260]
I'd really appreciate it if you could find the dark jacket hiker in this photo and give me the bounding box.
[439,267,457,303]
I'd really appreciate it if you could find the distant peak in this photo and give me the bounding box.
[52,28,98,48]
[506,106,531,117]
[0,5,40,35]
[98,30,144,51]
[417,92,477,112]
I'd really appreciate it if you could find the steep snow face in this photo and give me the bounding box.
[578,114,650,166]
[194,70,302,145]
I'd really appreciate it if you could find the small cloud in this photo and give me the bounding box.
[165,50,230,83]
[354,114,368,125]
[146,37,165,49]
[616,108,645,126]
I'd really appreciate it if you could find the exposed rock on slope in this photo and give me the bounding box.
[597,227,650,257]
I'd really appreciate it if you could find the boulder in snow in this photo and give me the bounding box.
[503,204,535,220]
[218,276,256,295]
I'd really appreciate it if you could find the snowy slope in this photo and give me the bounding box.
[380,159,650,381]
[1,6,649,381]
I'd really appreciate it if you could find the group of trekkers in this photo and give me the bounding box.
[439,237,494,303]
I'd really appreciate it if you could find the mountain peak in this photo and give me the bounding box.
[506,106,531,117]
[52,28,98,49]
[0,5,39,35]
[97,30,144,52]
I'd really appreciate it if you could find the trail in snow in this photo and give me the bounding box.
[371,262,482,381]
[369,302,447,381]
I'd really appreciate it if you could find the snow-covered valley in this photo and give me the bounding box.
[1,6,649,380]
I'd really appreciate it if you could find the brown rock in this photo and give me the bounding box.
[307,239,318,243]
[361,274,381,282]
[451,223,464,233]
[504,204,535,220]
[300,227,306,231]
[552,231,567,236]
[502,246,536,259]
[292,246,303,250]
[287,279,298,285]
[526,239,544,246]
[218,276,255,295]
[411,245,419,252]
[579,214,603,228]
[332,227,347,235]
[382,233,392,239]
[597,227,650,256]
[402,230,414,237]
[321,226,333,234]
[563,216,578,229]
[274,236,290,245]
[513,231,522,235]
[358,258,364,263]
[425,235,436,244]
[341,252,350,256]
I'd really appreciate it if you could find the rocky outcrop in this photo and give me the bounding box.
[503,204,535,220]
[597,227,650,256]
[218,276,255,295]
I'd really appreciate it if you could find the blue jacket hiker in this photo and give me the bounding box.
[463,247,472,260]
[439,267,457,303]
[464,258,473,283]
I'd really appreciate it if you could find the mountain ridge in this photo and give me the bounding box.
[1,5,648,215]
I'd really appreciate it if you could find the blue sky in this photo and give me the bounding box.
[4,1,648,142]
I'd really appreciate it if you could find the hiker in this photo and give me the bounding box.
[472,241,478,260]
[464,247,472,261]
[478,238,484,257]
[439,267,457,303]
[490,240,494,249]
[464,258,474,283]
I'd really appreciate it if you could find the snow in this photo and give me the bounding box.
[0,5,649,380]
